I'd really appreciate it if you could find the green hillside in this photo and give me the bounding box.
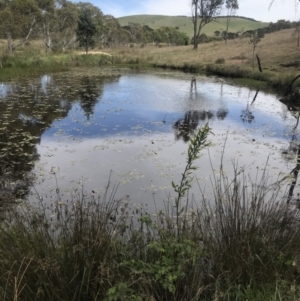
[118,15,269,38]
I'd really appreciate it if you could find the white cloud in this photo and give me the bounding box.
[238,0,299,22]
[139,0,299,22]
[141,0,191,16]
[82,0,300,22]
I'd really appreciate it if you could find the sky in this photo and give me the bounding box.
[74,0,299,23]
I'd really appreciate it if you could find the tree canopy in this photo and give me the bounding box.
[0,0,192,53]
[191,0,225,50]
[76,6,97,54]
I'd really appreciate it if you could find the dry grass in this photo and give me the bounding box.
[0,29,299,90]
[105,28,300,75]
[1,28,298,73]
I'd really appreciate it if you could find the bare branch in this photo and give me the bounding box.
[12,17,36,50]
[269,0,299,10]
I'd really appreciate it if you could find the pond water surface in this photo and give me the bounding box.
[0,68,299,211]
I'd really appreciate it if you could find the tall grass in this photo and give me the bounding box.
[0,125,300,300]
[0,50,117,80]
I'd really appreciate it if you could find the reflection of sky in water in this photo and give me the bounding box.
[35,130,288,211]
[41,75,51,95]
[0,83,12,98]
[32,73,300,209]
[42,74,294,141]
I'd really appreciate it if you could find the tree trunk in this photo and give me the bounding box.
[193,0,198,50]
[62,34,76,52]
[7,33,13,54]
[11,17,36,51]
[225,15,231,44]
[256,54,262,72]
[225,5,235,45]
[252,46,255,69]
[45,36,52,53]
[43,22,52,53]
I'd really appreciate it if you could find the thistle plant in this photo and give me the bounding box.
[172,123,212,236]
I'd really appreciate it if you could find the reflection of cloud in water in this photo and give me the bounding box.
[41,75,294,142]
[34,124,290,210]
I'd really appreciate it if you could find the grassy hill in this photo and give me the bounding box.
[118,15,269,38]
[104,27,299,92]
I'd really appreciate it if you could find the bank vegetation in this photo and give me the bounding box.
[0,26,299,93]
[1,125,300,300]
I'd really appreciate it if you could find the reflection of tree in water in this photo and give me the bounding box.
[287,147,300,203]
[78,77,103,119]
[0,82,73,201]
[173,111,204,142]
[280,104,300,203]
[240,90,259,124]
[190,77,197,100]
[174,78,228,142]
[0,74,116,204]
[216,108,228,120]
[240,103,254,123]
[173,109,228,142]
[281,132,300,203]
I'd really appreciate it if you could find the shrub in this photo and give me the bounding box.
[215,57,225,64]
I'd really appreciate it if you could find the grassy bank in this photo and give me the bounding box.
[1,125,300,300]
[104,28,300,93]
[1,28,300,93]
[0,50,114,81]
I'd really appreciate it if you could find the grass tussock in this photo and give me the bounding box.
[1,125,300,300]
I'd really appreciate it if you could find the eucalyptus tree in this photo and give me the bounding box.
[123,22,147,43]
[0,0,39,53]
[76,2,104,43]
[102,14,131,47]
[76,6,97,54]
[55,0,78,52]
[35,0,79,53]
[249,30,264,69]
[191,0,224,50]
[224,0,239,43]
[35,0,56,52]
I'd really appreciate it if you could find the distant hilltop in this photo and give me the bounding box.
[173,15,259,22]
[117,15,268,38]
